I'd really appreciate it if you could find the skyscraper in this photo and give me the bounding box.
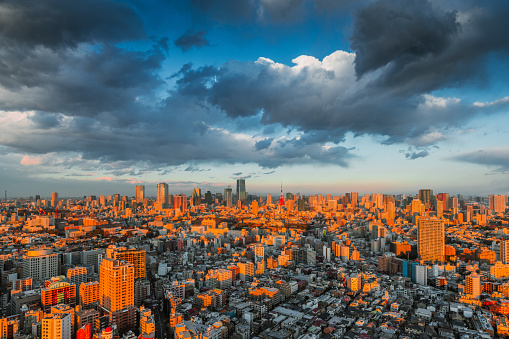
[192,188,201,206]
[51,192,58,208]
[224,188,232,208]
[351,192,358,208]
[383,196,395,220]
[99,258,135,332]
[236,179,246,205]
[417,218,445,263]
[418,189,433,209]
[135,185,145,203]
[174,195,187,212]
[157,183,169,206]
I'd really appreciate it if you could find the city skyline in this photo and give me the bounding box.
[1,1,509,196]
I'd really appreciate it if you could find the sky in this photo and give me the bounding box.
[1,0,509,198]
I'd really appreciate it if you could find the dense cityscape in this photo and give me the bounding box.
[2,0,509,339]
[0,181,508,339]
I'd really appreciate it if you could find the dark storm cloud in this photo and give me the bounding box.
[0,40,167,125]
[173,55,466,146]
[451,148,509,173]
[351,0,509,94]
[29,112,61,129]
[254,138,274,151]
[351,0,459,76]
[174,30,210,52]
[0,0,145,48]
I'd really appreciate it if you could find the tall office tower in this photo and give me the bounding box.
[236,179,246,205]
[451,197,459,214]
[465,273,481,298]
[135,185,145,203]
[23,249,58,281]
[157,183,169,206]
[351,192,358,207]
[418,189,433,209]
[80,281,100,308]
[224,188,233,208]
[372,193,384,209]
[51,192,58,207]
[204,191,212,205]
[67,267,87,294]
[501,239,509,264]
[237,262,255,281]
[42,313,71,339]
[192,188,201,206]
[99,258,135,332]
[437,193,449,210]
[113,194,120,207]
[490,195,507,214]
[174,195,187,212]
[383,196,395,220]
[417,218,445,263]
[106,246,146,279]
[266,194,272,205]
[99,195,106,206]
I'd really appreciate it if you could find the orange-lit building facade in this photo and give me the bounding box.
[80,281,100,308]
[417,218,445,263]
[41,281,76,312]
[105,246,146,279]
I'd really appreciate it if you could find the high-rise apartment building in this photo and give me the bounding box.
[42,313,71,339]
[135,185,145,203]
[237,262,254,281]
[465,273,481,298]
[224,188,233,208]
[236,179,246,205]
[80,281,100,308]
[23,249,58,281]
[253,244,264,263]
[490,194,507,214]
[417,218,445,263]
[501,239,509,264]
[157,183,169,206]
[105,246,146,279]
[99,258,135,332]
